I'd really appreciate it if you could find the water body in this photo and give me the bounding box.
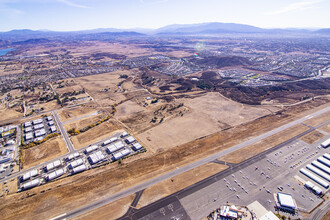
[0,48,14,56]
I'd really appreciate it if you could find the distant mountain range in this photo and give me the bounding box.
[0,22,329,41]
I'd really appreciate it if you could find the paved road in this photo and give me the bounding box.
[62,111,99,125]
[52,110,75,153]
[52,105,330,219]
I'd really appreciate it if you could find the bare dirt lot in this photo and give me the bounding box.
[74,194,135,220]
[319,123,330,133]
[300,130,325,144]
[136,163,228,208]
[137,92,278,152]
[219,124,309,164]
[0,98,328,220]
[23,137,68,170]
[71,120,121,149]
[303,111,330,127]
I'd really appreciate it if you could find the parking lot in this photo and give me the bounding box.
[179,135,329,220]
[18,131,146,190]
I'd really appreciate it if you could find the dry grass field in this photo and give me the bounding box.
[137,92,278,152]
[0,96,328,220]
[300,130,325,144]
[303,111,330,127]
[23,137,68,169]
[74,194,135,220]
[58,106,97,122]
[63,112,106,131]
[136,163,228,208]
[71,120,121,149]
[319,123,330,133]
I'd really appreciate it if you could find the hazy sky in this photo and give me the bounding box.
[0,0,329,31]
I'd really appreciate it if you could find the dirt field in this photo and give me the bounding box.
[74,194,135,220]
[0,98,328,220]
[114,100,145,120]
[58,106,97,122]
[63,112,107,131]
[319,123,330,133]
[0,178,17,197]
[137,92,278,152]
[71,120,121,149]
[137,163,228,209]
[219,124,310,164]
[23,137,68,169]
[300,130,325,144]
[303,111,330,127]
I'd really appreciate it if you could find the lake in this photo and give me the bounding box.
[0,48,14,56]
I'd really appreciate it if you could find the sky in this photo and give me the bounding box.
[0,0,329,31]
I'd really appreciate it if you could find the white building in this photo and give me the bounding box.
[45,160,62,172]
[125,136,136,144]
[132,142,143,151]
[32,118,43,125]
[88,151,105,164]
[25,132,33,141]
[35,129,46,137]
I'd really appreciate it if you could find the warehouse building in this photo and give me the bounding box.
[24,132,33,141]
[50,126,57,133]
[106,141,125,154]
[312,161,330,174]
[32,118,43,125]
[125,136,136,144]
[66,152,80,161]
[33,124,44,130]
[72,164,87,174]
[21,169,38,182]
[85,145,98,154]
[88,151,105,164]
[306,164,330,181]
[300,168,329,188]
[24,121,32,128]
[24,127,32,133]
[113,149,130,160]
[318,156,330,167]
[320,138,330,148]
[102,137,118,146]
[304,181,322,195]
[47,168,65,181]
[35,129,46,137]
[121,131,128,138]
[132,142,143,151]
[46,116,53,121]
[45,160,62,172]
[21,178,40,190]
[68,158,84,169]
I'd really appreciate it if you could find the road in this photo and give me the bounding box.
[52,105,330,219]
[52,110,75,153]
[62,111,99,125]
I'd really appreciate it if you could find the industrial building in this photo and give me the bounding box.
[102,137,118,146]
[317,156,330,167]
[46,116,53,121]
[306,164,330,181]
[50,126,57,133]
[21,169,38,182]
[106,141,125,154]
[32,118,43,125]
[323,153,330,161]
[24,121,32,127]
[88,150,105,164]
[121,131,128,138]
[320,138,330,148]
[21,178,40,190]
[304,181,322,195]
[25,132,33,141]
[47,168,65,181]
[66,152,80,161]
[68,158,84,169]
[311,161,330,174]
[132,142,143,151]
[45,160,62,172]
[113,149,130,160]
[125,136,136,144]
[300,168,329,188]
[48,121,54,126]
[72,164,87,174]
[34,129,46,137]
[85,145,98,154]
[24,127,32,133]
[33,124,44,130]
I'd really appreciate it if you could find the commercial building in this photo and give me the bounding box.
[275,193,297,211]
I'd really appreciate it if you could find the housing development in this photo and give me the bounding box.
[0,22,329,220]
